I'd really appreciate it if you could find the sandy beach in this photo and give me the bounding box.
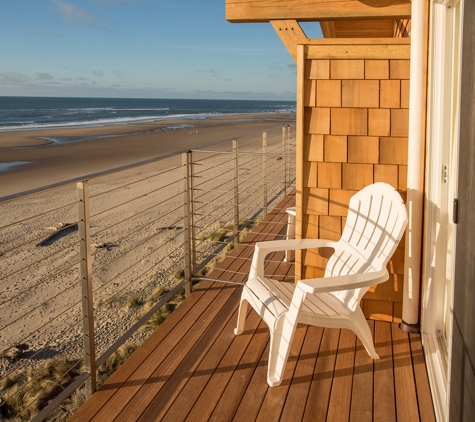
[0,112,295,199]
[0,112,295,386]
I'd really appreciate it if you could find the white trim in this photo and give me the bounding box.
[423,333,448,422]
[422,4,449,417]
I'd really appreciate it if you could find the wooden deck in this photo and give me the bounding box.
[70,194,435,422]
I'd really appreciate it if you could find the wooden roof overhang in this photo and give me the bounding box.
[226,0,411,60]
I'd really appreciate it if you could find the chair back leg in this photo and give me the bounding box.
[349,308,380,359]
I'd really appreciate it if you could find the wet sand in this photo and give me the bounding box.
[0,113,295,199]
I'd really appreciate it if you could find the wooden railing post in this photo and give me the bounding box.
[233,139,240,245]
[77,181,96,397]
[263,132,268,217]
[182,152,193,296]
[282,126,288,196]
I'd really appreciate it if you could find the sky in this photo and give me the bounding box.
[0,0,322,101]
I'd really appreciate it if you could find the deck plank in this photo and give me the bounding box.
[231,341,270,422]
[409,334,436,422]
[255,325,308,422]
[161,306,244,421]
[68,280,217,422]
[207,319,271,421]
[111,284,240,422]
[302,328,340,422]
[392,324,420,422]
[326,329,357,421]
[136,295,241,421]
[350,319,374,422]
[373,320,396,421]
[184,318,268,422]
[280,325,323,422]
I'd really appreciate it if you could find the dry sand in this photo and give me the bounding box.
[0,113,294,198]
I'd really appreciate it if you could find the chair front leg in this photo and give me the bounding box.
[234,289,250,335]
[266,286,306,386]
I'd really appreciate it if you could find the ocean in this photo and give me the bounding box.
[0,96,296,131]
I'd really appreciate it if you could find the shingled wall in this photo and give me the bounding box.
[295,40,410,322]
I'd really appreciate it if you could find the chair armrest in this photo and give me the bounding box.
[255,238,338,254]
[296,268,389,295]
[249,239,338,279]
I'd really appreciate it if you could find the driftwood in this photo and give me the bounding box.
[36,223,78,247]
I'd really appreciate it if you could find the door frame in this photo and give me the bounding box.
[421,1,463,421]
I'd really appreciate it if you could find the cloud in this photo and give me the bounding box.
[0,72,31,86]
[37,72,55,80]
[93,70,104,76]
[51,0,109,30]
[113,70,123,77]
[270,62,297,73]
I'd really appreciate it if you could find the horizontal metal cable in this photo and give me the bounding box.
[0,261,81,306]
[92,226,185,293]
[192,190,234,203]
[192,171,234,185]
[192,201,233,219]
[0,257,81,308]
[0,200,78,232]
[94,234,187,295]
[94,279,186,368]
[192,156,234,171]
[194,276,246,285]
[91,202,183,261]
[99,250,187,299]
[90,193,181,239]
[89,165,182,200]
[31,372,90,422]
[0,234,81,281]
[90,181,181,220]
[2,356,85,416]
[196,208,236,233]
[192,174,234,190]
[91,217,183,276]
[190,149,295,158]
[0,274,82,333]
[93,261,161,312]
[0,310,84,388]
[193,157,234,172]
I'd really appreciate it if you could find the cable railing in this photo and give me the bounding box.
[0,124,295,421]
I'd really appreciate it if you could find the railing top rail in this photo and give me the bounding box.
[190,150,295,157]
[0,123,295,204]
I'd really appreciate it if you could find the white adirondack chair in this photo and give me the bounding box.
[234,183,408,387]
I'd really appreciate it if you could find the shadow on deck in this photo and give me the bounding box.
[70,194,435,422]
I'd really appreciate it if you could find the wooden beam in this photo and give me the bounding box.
[304,38,410,60]
[333,19,396,38]
[226,0,411,23]
[271,20,307,62]
[320,21,336,38]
